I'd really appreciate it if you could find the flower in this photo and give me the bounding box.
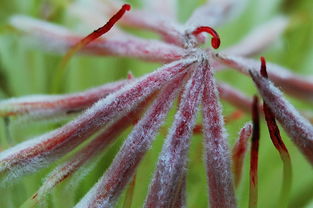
[0,0,312,207]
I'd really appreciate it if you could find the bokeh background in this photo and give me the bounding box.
[0,0,312,207]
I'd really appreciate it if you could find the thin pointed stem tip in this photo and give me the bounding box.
[260,56,268,78]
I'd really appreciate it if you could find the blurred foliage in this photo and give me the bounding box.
[0,0,312,207]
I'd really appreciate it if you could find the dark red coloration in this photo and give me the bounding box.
[192,124,202,134]
[202,60,236,208]
[260,56,268,78]
[260,56,289,155]
[263,104,290,156]
[1,1,312,207]
[192,26,221,49]
[71,4,131,50]
[260,56,292,207]
[249,95,260,208]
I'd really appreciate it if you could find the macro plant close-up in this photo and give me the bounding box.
[0,0,313,207]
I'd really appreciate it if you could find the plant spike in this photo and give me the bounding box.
[145,62,204,207]
[0,58,194,184]
[249,96,260,208]
[260,57,292,208]
[202,59,236,208]
[28,96,151,206]
[1,1,312,207]
[75,72,188,207]
[249,69,313,165]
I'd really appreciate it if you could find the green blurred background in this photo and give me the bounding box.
[0,0,312,207]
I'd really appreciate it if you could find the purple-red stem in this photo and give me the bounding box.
[202,59,236,208]
[249,96,260,208]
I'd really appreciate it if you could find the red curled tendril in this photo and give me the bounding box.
[192,26,221,49]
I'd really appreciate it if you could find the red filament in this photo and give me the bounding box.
[54,4,131,92]
[77,4,131,47]
[249,95,260,208]
[192,26,221,49]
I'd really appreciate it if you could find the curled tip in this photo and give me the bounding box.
[260,56,268,78]
[192,26,221,49]
[122,4,131,11]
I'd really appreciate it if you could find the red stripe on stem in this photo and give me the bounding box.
[145,64,204,207]
[202,60,236,208]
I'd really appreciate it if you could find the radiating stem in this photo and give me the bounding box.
[249,96,260,208]
[202,59,236,208]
